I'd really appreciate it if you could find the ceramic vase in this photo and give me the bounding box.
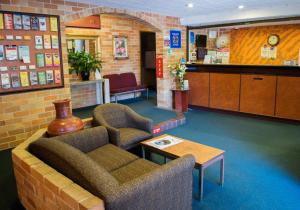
[47,99,84,137]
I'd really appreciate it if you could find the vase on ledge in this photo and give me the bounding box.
[47,99,84,137]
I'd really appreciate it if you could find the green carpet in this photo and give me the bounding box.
[1,97,300,210]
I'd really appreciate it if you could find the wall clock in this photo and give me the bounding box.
[268,34,280,46]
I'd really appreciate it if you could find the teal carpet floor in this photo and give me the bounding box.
[1,97,300,210]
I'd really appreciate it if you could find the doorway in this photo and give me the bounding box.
[140,32,156,91]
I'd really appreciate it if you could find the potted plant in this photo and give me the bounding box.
[68,51,103,81]
[168,62,187,90]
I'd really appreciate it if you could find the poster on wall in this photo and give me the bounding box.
[163,35,170,47]
[113,36,128,59]
[170,30,181,48]
[190,31,195,44]
[156,54,163,78]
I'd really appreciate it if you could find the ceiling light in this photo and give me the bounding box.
[238,5,245,9]
[187,3,194,8]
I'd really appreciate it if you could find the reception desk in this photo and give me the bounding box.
[186,64,300,121]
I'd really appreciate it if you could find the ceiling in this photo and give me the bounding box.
[75,0,300,26]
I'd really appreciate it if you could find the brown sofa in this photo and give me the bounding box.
[29,126,195,210]
[93,103,153,150]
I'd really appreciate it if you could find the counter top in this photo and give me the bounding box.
[186,63,300,76]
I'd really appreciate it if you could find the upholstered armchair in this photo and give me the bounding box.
[93,103,153,150]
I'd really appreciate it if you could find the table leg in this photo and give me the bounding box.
[142,146,145,159]
[163,156,167,164]
[198,167,204,200]
[220,157,224,186]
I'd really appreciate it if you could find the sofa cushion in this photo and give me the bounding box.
[119,128,152,149]
[120,72,138,88]
[111,159,159,184]
[87,144,138,172]
[29,138,119,199]
[54,126,109,153]
[103,74,121,90]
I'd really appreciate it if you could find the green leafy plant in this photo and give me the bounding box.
[68,51,103,75]
[168,62,187,89]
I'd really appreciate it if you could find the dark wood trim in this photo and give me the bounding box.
[186,64,300,77]
[187,16,300,29]
[188,105,300,124]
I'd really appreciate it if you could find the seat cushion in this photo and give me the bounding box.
[87,144,138,172]
[119,128,152,149]
[111,159,159,184]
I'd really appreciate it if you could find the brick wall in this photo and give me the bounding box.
[0,0,186,150]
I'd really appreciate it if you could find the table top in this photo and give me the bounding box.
[141,134,225,165]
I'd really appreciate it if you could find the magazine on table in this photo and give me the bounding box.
[145,135,183,149]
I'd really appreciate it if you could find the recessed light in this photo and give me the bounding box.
[187,3,194,8]
[238,5,245,9]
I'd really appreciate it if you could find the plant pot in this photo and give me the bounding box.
[81,71,90,81]
[47,99,84,137]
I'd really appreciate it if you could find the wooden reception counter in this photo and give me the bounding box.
[186,64,300,121]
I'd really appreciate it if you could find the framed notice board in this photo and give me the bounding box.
[0,11,64,95]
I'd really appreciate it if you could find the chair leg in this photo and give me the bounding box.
[147,89,149,100]
[115,95,118,103]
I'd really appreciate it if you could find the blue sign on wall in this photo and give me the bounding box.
[170,30,181,48]
[190,31,195,44]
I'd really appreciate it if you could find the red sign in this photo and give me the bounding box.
[156,55,163,78]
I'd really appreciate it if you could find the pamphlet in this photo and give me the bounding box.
[35,36,43,49]
[18,45,30,63]
[0,13,3,29]
[45,53,53,67]
[30,16,39,30]
[46,70,54,84]
[20,72,29,87]
[38,71,46,85]
[36,53,45,67]
[38,17,47,31]
[5,45,18,61]
[4,13,13,29]
[50,16,58,32]
[13,14,22,29]
[0,45,4,60]
[44,35,51,49]
[22,15,31,30]
[53,53,60,66]
[11,72,21,88]
[6,35,14,40]
[30,71,38,85]
[24,35,31,40]
[15,36,22,40]
[145,135,183,149]
[1,73,11,89]
[54,70,61,84]
[51,35,59,49]
[0,67,8,71]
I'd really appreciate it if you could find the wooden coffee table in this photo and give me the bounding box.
[140,134,225,200]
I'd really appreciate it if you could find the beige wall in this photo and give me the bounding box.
[0,0,186,150]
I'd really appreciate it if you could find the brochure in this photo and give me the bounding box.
[51,35,59,49]
[0,45,4,60]
[38,71,46,85]
[53,53,60,66]
[4,13,13,29]
[13,14,22,29]
[54,70,61,84]
[1,73,11,89]
[44,35,51,49]
[50,16,58,32]
[22,15,31,30]
[5,45,18,61]
[46,70,54,84]
[145,135,183,149]
[30,71,38,85]
[18,45,30,63]
[45,53,53,67]
[30,16,39,30]
[11,72,21,88]
[35,36,43,49]
[20,72,29,87]
[38,17,47,31]
[0,13,3,29]
[36,53,45,68]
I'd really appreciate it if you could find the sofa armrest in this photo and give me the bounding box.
[105,155,195,210]
[125,107,153,133]
[105,125,121,147]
